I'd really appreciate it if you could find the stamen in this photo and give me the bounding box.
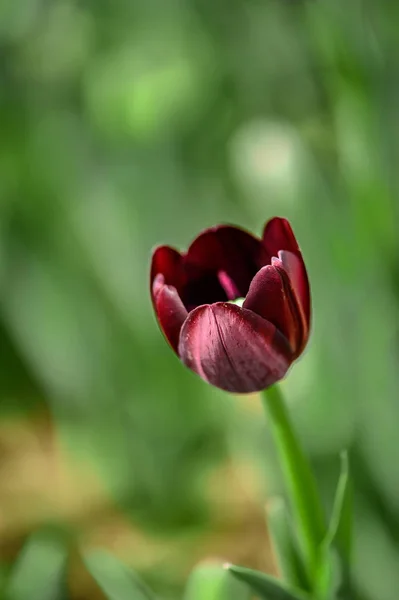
[218,270,240,300]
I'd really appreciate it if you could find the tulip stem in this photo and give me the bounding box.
[261,385,325,581]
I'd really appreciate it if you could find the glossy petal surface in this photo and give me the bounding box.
[263,217,310,345]
[278,250,310,329]
[150,246,184,301]
[178,303,291,393]
[152,275,188,352]
[243,265,300,353]
[262,217,300,257]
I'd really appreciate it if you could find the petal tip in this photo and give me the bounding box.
[153,281,188,353]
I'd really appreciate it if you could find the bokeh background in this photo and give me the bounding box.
[1,0,399,598]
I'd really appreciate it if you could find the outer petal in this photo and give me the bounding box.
[184,226,269,301]
[150,246,184,302]
[152,275,188,353]
[262,217,300,257]
[178,302,292,393]
[263,217,311,336]
[274,251,310,344]
[243,265,301,354]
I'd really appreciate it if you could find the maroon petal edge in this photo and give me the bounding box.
[278,250,310,322]
[263,217,311,335]
[243,265,301,354]
[262,217,300,257]
[178,302,292,393]
[152,275,188,353]
[150,246,184,302]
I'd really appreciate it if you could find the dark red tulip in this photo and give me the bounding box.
[150,217,310,394]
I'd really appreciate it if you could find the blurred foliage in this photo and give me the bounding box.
[1,0,399,598]
[3,527,69,600]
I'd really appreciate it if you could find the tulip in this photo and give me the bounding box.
[150,217,310,393]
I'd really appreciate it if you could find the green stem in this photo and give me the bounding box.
[261,385,325,578]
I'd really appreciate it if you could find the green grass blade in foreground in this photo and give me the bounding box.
[227,565,309,600]
[267,497,312,591]
[184,561,250,600]
[4,528,69,600]
[324,451,352,563]
[316,451,353,599]
[84,550,155,600]
[261,386,325,575]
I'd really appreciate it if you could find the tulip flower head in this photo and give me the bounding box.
[150,217,310,393]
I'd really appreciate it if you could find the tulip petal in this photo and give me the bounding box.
[262,217,300,257]
[276,250,310,337]
[152,275,188,352]
[184,226,268,303]
[263,217,310,340]
[178,302,292,393]
[150,246,184,301]
[243,265,301,353]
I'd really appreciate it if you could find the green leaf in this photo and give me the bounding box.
[227,565,309,600]
[314,547,342,600]
[315,451,353,599]
[325,451,352,564]
[4,528,69,600]
[267,498,311,592]
[84,550,155,600]
[184,561,250,600]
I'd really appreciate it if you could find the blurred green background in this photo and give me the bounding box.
[0,0,399,598]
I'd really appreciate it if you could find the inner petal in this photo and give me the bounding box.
[182,226,269,310]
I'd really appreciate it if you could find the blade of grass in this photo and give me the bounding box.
[227,565,309,600]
